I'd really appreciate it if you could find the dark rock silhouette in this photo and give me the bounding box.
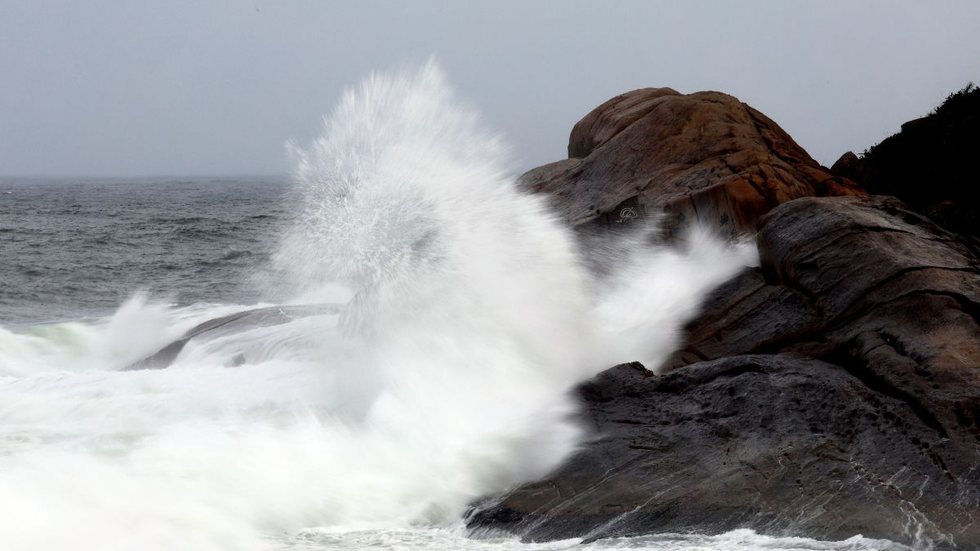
[468,88,980,548]
[521,87,862,236]
[832,83,980,236]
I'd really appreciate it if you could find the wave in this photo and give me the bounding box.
[0,62,753,550]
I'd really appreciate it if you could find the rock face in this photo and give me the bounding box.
[521,88,862,235]
[468,196,980,548]
[469,357,978,547]
[662,195,980,376]
[832,84,980,237]
[467,87,980,547]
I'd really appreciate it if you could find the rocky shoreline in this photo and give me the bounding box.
[467,88,980,548]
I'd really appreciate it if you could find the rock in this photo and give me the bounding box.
[829,150,873,185]
[521,88,862,236]
[830,150,860,175]
[567,87,682,158]
[665,196,980,400]
[123,304,338,370]
[468,196,980,547]
[468,355,980,548]
[855,84,980,236]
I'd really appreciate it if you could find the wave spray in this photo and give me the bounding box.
[0,63,753,550]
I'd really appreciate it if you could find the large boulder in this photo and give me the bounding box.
[468,196,980,548]
[521,88,862,235]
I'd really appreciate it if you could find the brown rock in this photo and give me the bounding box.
[522,88,863,236]
[668,196,980,453]
[669,195,980,381]
[830,150,870,184]
[567,87,681,158]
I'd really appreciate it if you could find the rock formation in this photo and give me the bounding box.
[832,84,980,237]
[521,87,862,235]
[467,89,980,549]
[469,197,980,547]
[123,304,337,370]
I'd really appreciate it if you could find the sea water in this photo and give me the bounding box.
[0,65,904,550]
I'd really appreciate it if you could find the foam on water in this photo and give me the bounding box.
[0,64,894,550]
[277,527,909,550]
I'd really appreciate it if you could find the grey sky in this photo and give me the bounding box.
[1,1,978,177]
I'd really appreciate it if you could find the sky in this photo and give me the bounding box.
[1,1,978,177]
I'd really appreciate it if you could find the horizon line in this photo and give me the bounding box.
[0,172,293,181]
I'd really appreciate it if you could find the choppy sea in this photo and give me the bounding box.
[0,176,292,326]
[0,66,909,551]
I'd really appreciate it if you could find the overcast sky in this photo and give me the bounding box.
[1,1,978,177]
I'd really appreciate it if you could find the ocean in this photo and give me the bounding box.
[0,175,293,327]
[0,66,906,551]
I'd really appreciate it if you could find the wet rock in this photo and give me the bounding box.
[520,88,862,236]
[469,196,980,548]
[123,305,337,370]
[665,196,980,448]
[468,355,980,548]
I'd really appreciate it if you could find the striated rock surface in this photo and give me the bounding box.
[662,195,980,377]
[469,354,979,548]
[521,88,862,235]
[468,196,980,547]
[468,85,980,547]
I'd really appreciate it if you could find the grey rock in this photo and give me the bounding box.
[469,196,980,548]
[468,355,980,548]
[123,304,338,370]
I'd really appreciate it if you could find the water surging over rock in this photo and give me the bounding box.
[0,64,752,550]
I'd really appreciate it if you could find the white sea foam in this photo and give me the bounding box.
[0,64,795,550]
